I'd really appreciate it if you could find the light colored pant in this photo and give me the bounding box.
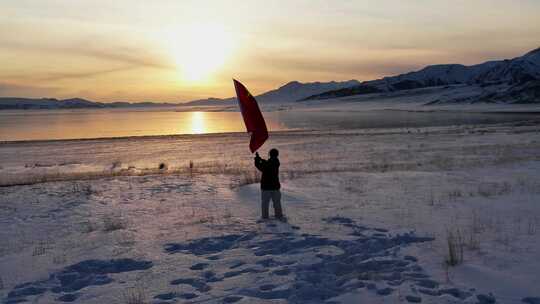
[261,190,283,219]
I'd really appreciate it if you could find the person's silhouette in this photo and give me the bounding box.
[254,148,284,220]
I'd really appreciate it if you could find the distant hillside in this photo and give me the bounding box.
[1,80,361,110]
[0,98,177,110]
[184,80,360,106]
[304,47,540,104]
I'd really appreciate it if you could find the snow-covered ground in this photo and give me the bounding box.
[1,120,540,303]
[293,85,540,113]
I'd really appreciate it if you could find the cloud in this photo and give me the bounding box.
[3,65,145,84]
[0,20,174,78]
[253,53,428,80]
[0,82,59,97]
[0,40,174,83]
[2,40,172,71]
[39,66,138,82]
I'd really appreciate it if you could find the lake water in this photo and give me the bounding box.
[1,107,539,141]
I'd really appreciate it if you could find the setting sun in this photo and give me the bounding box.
[166,23,234,82]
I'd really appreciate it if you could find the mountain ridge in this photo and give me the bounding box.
[0,80,361,110]
[303,47,540,103]
[0,97,177,110]
[183,79,360,106]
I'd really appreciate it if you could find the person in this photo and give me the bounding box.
[254,148,284,221]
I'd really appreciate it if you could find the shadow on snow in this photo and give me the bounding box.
[3,259,152,304]
[158,217,452,303]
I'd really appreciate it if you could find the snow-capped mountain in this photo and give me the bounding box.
[184,80,360,106]
[473,48,540,84]
[257,80,360,103]
[305,47,540,103]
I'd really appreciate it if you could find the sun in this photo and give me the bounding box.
[166,23,234,82]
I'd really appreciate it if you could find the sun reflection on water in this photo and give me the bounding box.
[0,109,289,141]
[190,111,205,134]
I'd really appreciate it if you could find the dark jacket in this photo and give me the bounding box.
[254,156,281,190]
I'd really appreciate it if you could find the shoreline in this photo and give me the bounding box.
[1,121,539,187]
[2,114,540,145]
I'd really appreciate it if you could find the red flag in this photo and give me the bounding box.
[233,79,268,153]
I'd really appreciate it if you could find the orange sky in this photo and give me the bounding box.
[1,0,539,102]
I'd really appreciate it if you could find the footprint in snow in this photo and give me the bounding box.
[223,295,243,303]
[190,262,209,270]
[159,216,505,303]
[3,258,152,304]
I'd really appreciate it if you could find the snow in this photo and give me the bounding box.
[302,47,540,104]
[184,80,361,106]
[296,85,540,110]
[255,80,361,103]
[1,119,540,303]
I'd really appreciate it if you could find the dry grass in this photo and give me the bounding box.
[52,252,67,265]
[103,214,127,232]
[123,286,148,304]
[447,189,463,201]
[430,154,455,171]
[237,169,260,187]
[3,136,540,190]
[527,217,539,235]
[0,150,445,188]
[32,240,53,257]
[0,156,410,187]
[465,228,480,251]
[71,182,95,197]
[477,182,512,198]
[495,232,512,249]
[435,179,534,205]
[493,145,521,165]
[427,186,437,206]
[111,160,122,170]
[445,229,464,267]
[80,221,98,233]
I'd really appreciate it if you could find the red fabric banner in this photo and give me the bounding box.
[233,79,268,153]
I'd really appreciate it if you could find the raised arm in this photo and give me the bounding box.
[254,154,266,172]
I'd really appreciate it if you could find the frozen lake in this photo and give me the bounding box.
[1,107,539,141]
